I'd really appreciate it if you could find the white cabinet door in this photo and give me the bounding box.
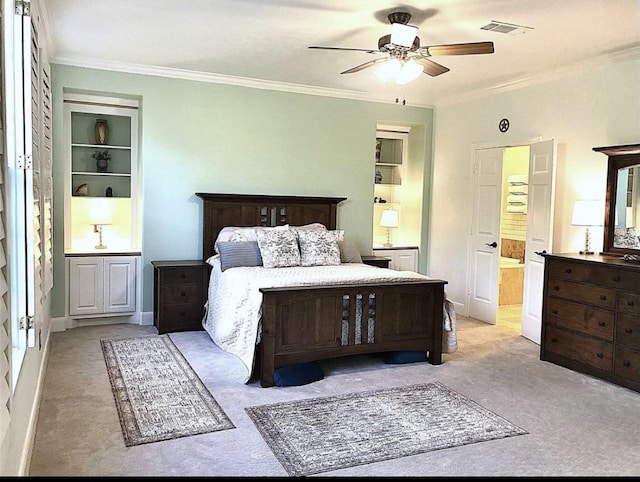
[373,248,418,271]
[104,257,137,313]
[68,256,137,317]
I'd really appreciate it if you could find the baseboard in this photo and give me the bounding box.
[51,311,154,332]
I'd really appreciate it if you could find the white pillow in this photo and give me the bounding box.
[214,226,242,253]
[297,230,342,266]
[256,228,301,268]
[290,223,327,235]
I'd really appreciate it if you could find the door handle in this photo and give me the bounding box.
[485,242,497,248]
[534,250,547,256]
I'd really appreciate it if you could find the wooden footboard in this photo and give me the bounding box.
[259,280,446,387]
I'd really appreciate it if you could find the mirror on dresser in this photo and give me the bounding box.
[594,144,640,255]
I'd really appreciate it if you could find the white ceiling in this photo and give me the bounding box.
[43,0,640,107]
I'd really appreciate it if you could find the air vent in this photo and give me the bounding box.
[481,20,533,35]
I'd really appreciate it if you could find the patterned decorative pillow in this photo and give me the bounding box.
[217,241,263,271]
[256,228,301,268]
[297,230,342,266]
[234,225,289,242]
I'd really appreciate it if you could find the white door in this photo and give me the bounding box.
[468,147,503,323]
[521,139,556,343]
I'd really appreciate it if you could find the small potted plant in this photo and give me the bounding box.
[92,150,111,173]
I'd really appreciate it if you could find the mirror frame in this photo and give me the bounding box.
[594,143,640,255]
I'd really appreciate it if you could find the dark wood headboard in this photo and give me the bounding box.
[195,193,347,261]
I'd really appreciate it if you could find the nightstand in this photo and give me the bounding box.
[361,255,392,269]
[151,260,209,334]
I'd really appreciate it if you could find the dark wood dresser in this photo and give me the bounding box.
[151,260,209,334]
[541,253,640,392]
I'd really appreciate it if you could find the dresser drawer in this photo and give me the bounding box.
[616,313,640,349]
[617,291,640,315]
[544,298,614,341]
[161,267,206,285]
[614,346,640,382]
[547,278,616,309]
[548,259,640,291]
[544,325,613,372]
[160,283,204,305]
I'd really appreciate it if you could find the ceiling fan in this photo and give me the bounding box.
[309,11,494,83]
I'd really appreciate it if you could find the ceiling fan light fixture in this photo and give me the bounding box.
[375,58,401,82]
[390,23,418,48]
[396,58,422,85]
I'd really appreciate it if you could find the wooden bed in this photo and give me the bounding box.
[196,192,447,387]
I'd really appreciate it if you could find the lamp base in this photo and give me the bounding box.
[579,250,594,255]
[383,242,393,248]
[95,243,107,249]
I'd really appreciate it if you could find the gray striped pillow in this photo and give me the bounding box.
[217,241,263,271]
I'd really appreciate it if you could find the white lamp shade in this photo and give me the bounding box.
[380,209,399,228]
[89,198,113,225]
[571,200,604,226]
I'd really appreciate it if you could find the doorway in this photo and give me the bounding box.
[497,146,530,332]
[468,139,555,343]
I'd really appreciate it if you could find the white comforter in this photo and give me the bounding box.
[203,257,457,382]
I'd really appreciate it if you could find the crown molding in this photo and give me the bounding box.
[49,56,437,108]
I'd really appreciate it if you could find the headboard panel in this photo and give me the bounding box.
[195,193,347,261]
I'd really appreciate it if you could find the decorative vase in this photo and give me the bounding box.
[95,119,109,145]
[96,158,109,173]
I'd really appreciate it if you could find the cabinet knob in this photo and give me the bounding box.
[613,276,621,282]
[552,309,558,315]
[550,337,558,343]
[598,321,606,327]
[181,292,186,296]
[600,295,607,301]
[596,353,604,359]
[623,361,631,368]
[625,328,633,334]
[554,286,560,291]
[181,274,186,279]
[628,301,635,307]
[565,268,572,273]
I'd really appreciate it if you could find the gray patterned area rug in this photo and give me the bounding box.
[246,381,527,476]
[101,335,234,446]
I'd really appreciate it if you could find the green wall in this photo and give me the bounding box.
[50,65,434,316]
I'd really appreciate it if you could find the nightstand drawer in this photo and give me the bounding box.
[162,268,205,285]
[161,284,204,304]
[361,256,391,268]
[161,305,205,330]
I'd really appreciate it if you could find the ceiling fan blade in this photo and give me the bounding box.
[309,46,379,54]
[425,41,494,56]
[340,58,386,74]
[414,57,450,77]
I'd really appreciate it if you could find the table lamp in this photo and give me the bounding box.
[380,209,399,247]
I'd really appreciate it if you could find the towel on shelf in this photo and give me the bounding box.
[507,204,527,214]
[508,184,528,195]
[508,174,528,185]
[507,194,528,205]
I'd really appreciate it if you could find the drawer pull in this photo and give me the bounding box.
[180,311,185,316]
[550,337,558,343]
[596,353,604,359]
[623,361,631,368]
[625,328,633,334]
[599,295,607,301]
[181,291,186,296]
[613,276,621,282]
[628,301,635,307]
[554,286,560,291]
[564,268,572,273]
[598,321,606,327]
[552,309,558,315]
[181,274,187,279]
